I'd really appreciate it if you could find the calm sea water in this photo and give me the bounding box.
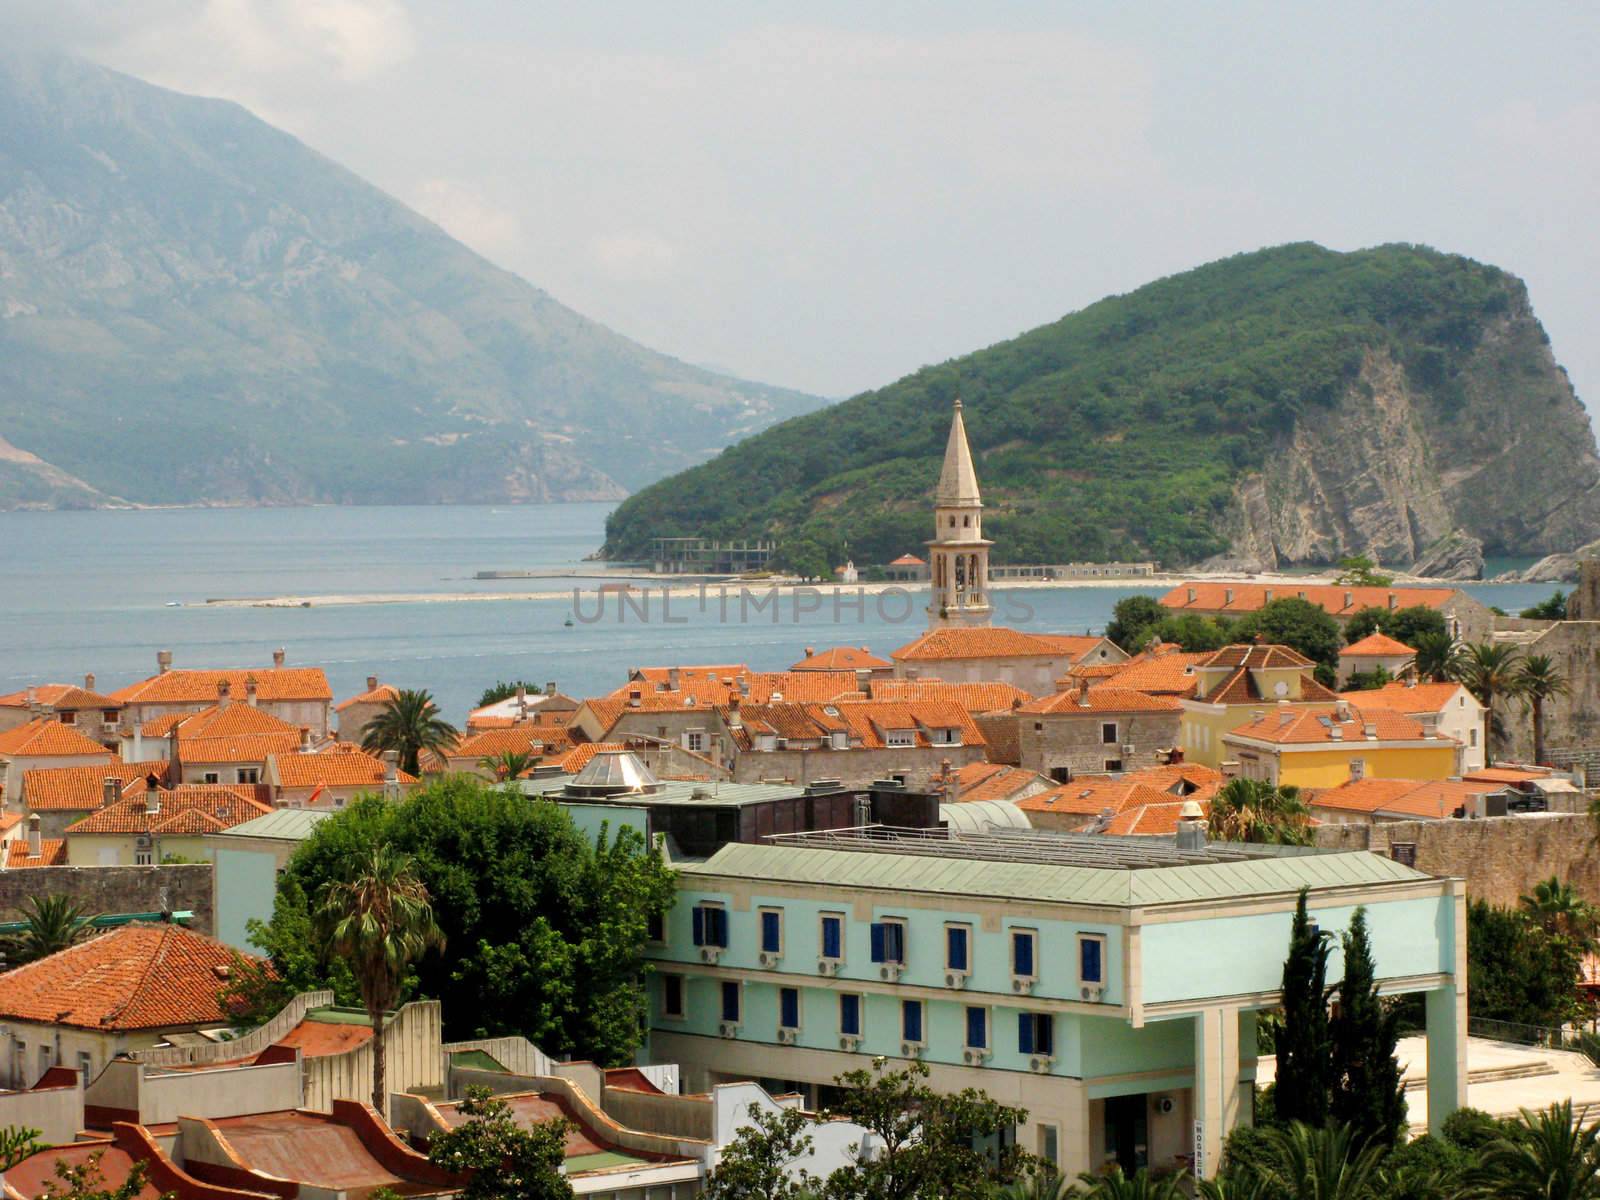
[0,504,1558,722]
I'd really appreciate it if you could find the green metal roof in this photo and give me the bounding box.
[536,778,823,808]
[678,841,1432,908]
[209,807,333,842]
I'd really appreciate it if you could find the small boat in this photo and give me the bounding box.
[165,601,182,608]
[563,617,574,627]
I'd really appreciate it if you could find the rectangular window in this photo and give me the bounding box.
[686,731,705,753]
[692,904,729,948]
[646,911,665,944]
[885,730,915,747]
[720,980,741,1024]
[780,986,800,1031]
[1012,929,1037,979]
[661,974,685,1018]
[1079,935,1105,985]
[1103,759,1123,773]
[1039,1124,1060,1166]
[870,919,907,965]
[1470,729,1478,747]
[820,913,843,961]
[1018,1012,1055,1056]
[202,771,220,784]
[839,993,862,1037]
[902,999,924,1044]
[76,1052,92,1080]
[38,1046,50,1076]
[946,924,970,973]
[965,1005,988,1049]
[135,850,153,866]
[102,710,118,726]
[59,710,76,725]
[1101,721,1118,745]
[760,909,783,954]
[236,767,260,784]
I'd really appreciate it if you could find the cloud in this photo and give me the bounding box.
[589,232,680,282]
[412,178,524,262]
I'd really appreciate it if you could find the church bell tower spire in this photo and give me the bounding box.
[926,396,992,629]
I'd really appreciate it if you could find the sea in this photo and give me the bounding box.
[0,504,1559,722]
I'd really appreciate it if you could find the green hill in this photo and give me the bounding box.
[603,243,1600,572]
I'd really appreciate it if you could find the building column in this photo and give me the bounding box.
[1425,984,1467,1132]
[1192,1006,1243,1179]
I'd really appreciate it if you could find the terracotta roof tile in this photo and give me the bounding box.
[270,750,416,789]
[1342,632,1417,657]
[177,732,304,764]
[790,646,893,672]
[892,627,1110,662]
[1338,681,1476,714]
[1100,800,1205,837]
[334,683,400,712]
[1311,777,1493,820]
[110,667,332,705]
[558,743,624,773]
[1161,582,1464,616]
[48,687,122,710]
[954,762,1049,803]
[1226,703,1434,746]
[1018,687,1182,715]
[451,726,553,760]
[887,554,926,566]
[66,786,268,835]
[0,922,265,1031]
[6,838,66,867]
[868,679,1032,712]
[1018,763,1224,815]
[21,761,170,811]
[1098,650,1209,697]
[0,718,115,759]
[0,685,74,709]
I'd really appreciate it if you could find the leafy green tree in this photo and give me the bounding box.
[1467,899,1583,1027]
[361,688,460,775]
[427,1085,573,1200]
[1275,890,1333,1127]
[1373,1133,1467,1200]
[317,843,444,1111]
[1411,632,1463,683]
[821,1058,1028,1200]
[1154,613,1237,653]
[703,1104,815,1200]
[1520,591,1569,620]
[262,776,676,1061]
[6,895,96,964]
[1342,666,1394,692]
[220,876,361,1025]
[1105,596,1165,652]
[1232,599,1343,669]
[480,749,538,782]
[1207,778,1312,845]
[1335,555,1393,587]
[1519,876,1596,948]
[1454,642,1525,764]
[1069,1166,1185,1198]
[1241,1122,1387,1200]
[1515,654,1570,765]
[478,680,542,708]
[1465,1101,1600,1199]
[1386,606,1448,648]
[1328,908,1406,1148]
[0,1124,43,1170]
[38,1152,168,1200]
[1343,607,1393,642]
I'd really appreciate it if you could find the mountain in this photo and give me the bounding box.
[604,243,1600,575]
[0,52,822,509]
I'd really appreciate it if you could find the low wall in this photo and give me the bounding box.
[0,864,212,931]
[135,991,334,1068]
[0,1075,82,1145]
[88,1060,303,1126]
[304,1002,443,1116]
[441,1034,551,1079]
[603,1084,713,1141]
[1313,812,1600,906]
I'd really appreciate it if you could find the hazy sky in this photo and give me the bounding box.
[18,2,1600,407]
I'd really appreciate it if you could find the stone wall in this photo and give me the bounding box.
[1313,813,1600,907]
[1012,709,1181,779]
[1490,620,1600,762]
[729,744,987,791]
[0,863,212,931]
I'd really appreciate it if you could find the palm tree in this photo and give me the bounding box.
[1465,1101,1600,1199]
[479,748,536,784]
[1515,654,1570,765]
[1247,1122,1386,1200]
[1207,778,1313,845]
[1412,631,1463,683]
[360,688,459,776]
[1069,1166,1186,1199]
[1520,876,1597,948]
[1454,642,1525,765]
[9,895,97,963]
[317,844,444,1113]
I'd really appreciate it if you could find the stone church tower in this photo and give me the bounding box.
[926,398,993,629]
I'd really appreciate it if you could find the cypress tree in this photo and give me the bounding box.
[1330,906,1407,1146]
[1275,887,1333,1126]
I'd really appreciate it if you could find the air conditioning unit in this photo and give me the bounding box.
[777,1027,798,1045]
[758,951,780,967]
[839,1035,860,1052]
[1123,743,1136,756]
[945,971,968,989]
[135,834,152,849]
[1080,984,1104,1002]
[879,965,901,982]
[719,1021,739,1038]
[1156,1096,1176,1115]
[963,1048,989,1066]
[901,1041,923,1059]
[700,947,721,964]
[1012,978,1034,994]
[1029,1054,1054,1073]
[817,960,839,976]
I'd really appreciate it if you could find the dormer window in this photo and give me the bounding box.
[885,729,915,748]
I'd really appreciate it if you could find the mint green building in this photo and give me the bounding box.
[643,825,1465,1179]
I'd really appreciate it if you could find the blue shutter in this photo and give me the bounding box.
[947,927,968,972]
[711,908,728,947]
[823,917,842,959]
[887,922,905,964]
[966,1006,986,1049]
[870,923,886,962]
[903,1001,922,1043]
[1013,931,1034,977]
[840,993,861,1036]
[721,981,739,1022]
[1018,1013,1034,1055]
[781,987,799,1029]
[1080,937,1102,983]
[692,906,705,946]
[761,911,781,953]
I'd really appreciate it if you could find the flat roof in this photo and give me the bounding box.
[209,807,334,842]
[678,827,1434,907]
[532,778,829,808]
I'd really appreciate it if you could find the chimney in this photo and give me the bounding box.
[272,648,286,668]
[628,687,642,708]
[27,813,41,858]
[102,776,119,808]
[157,650,172,674]
[1387,592,1397,610]
[84,673,95,691]
[545,681,556,697]
[668,667,681,691]
[1186,587,1197,603]
[1335,699,1351,722]
[166,729,180,772]
[1174,800,1207,851]
[144,782,160,817]
[246,675,259,706]
[728,695,742,728]
[1076,689,1091,708]
[1224,588,1234,605]
[804,647,815,659]
[299,727,313,752]
[217,678,232,705]
[25,687,39,717]
[367,675,379,693]
[1343,591,1353,609]
[1263,589,1273,603]
[1363,722,1378,740]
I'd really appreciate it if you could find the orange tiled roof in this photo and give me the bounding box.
[790,646,893,672]
[1226,703,1434,746]
[1341,632,1416,657]
[887,554,926,566]
[1161,582,1464,617]
[21,761,170,811]
[177,732,304,764]
[334,684,399,712]
[48,687,122,710]
[174,702,301,740]
[1099,650,1209,697]
[1101,800,1205,837]
[1018,764,1224,815]
[955,762,1049,803]
[1463,766,1552,784]
[868,679,1032,713]
[1311,777,1494,820]
[892,627,1105,662]
[1018,687,1182,716]
[450,726,556,760]
[0,718,114,759]
[0,685,74,709]
[1339,681,1475,714]
[110,667,332,705]
[6,838,67,867]
[65,786,268,836]
[558,743,624,773]
[0,922,263,1031]
[269,750,416,790]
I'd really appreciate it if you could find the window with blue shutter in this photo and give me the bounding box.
[902,1000,923,1043]
[871,920,906,964]
[840,993,862,1036]
[780,987,800,1030]
[870,922,886,962]
[1012,930,1035,977]
[693,905,729,948]
[947,926,969,972]
[1079,936,1103,984]
[821,914,843,960]
[965,1006,987,1049]
[761,910,782,954]
[721,981,740,1023]
[1018,1013,1054,1056]
[1018,1012,1034,1055]
[692,906,705,946]
[662,974,684,1018]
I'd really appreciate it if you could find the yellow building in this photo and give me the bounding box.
[64,783,270,866]
[1178,644,1342,767]
[1221,700,1461,789]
